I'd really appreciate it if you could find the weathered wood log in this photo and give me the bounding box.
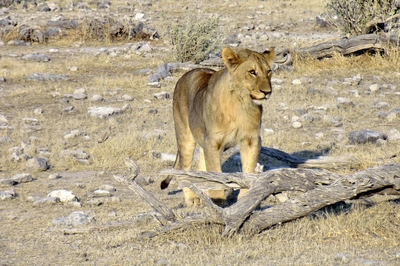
[241,163,400,235]
[294,34,398,59]
[159,163,400,236]
[200,34,399,69]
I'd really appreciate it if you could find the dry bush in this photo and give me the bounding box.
[170,15,220,63]
[326,0,400,35]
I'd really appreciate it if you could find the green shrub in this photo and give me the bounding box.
[170,16,220,63]
[326,0,399,35]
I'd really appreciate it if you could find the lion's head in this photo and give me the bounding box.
[222,47,275,105]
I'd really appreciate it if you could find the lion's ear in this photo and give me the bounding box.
[222,47,240,70]
[263,47,275,67]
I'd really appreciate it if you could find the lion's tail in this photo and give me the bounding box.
[160,152,180,190]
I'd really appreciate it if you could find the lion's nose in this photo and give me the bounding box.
[262,90,272,98]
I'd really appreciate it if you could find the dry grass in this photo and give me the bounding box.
[1,0,400,265]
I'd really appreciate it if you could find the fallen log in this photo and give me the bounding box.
[117,157,400,237]
[199,34,399,69]
[294,33,397,59]
[163,163,400,236]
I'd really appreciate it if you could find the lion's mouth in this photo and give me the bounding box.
[252,92,271,104]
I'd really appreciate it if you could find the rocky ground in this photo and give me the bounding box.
[1,0,400,265]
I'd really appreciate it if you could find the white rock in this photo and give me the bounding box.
[291,116,300,122]
[387,128,400,142]
[160,153,176,162]
[336,97,351,104]
[134,13,145,20]
[89,94,104,102]
[348,90,360,97]
[154,92,170,100]
[315,132,324,139]
[121,94,134,101]
[26,158,49,171]
[292,121,302,128]
[93,189,111,197]
[271,78,284,85]
[47,189,77,202]
[33,107,43,115]
[369,84,381,92]
[74,88,86,94]
[48,173,61,180]
[291,79,302,85]
[88,106,124,119]
[264,128,275,135]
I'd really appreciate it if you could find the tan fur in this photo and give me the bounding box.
[161,47,275,206]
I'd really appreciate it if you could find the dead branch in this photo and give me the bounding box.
[241,163,400,235]
[113,158,176,225]
[294,34,397,59]
[158,163,400,236]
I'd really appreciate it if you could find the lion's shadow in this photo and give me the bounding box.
[221,146,331,173]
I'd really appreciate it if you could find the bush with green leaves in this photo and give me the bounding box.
[170,16,220,64]
[326,0,399,35]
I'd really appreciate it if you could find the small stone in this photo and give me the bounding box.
[0,189,16,200]
[99,184,116,192]
[26,158,50,171]
[292,121,302,128]
[147,82,161,88]
[48,173,61,180]
[135,176,154,186]
[315,132,324,139]
[369,84,381,92]
[52,211,93,226]
[349,129,385,144]
[62,106,74,113]
[68,66,78,71]
[47,189,77,202]
[74,88,86,94]
[121,94,134,101]
[134,13,145,20]
[348,89,360,97]
[154,92,170,100]
[374,102,389,109]
[72,93,87,100]
[264,128,275,135]
[149,109,158,114]
[22,54,50,62]
[160,153,176,162]
[33,107,44,115]
[376,139,387,147]
[89,94,104,102]
[0,179,17,186]
[292,79,302,85]
[156,259,170,266]
[33,197,60,206]
[291,116,300,122]
[271,78,284,85]
[387,128,400,142]
[11,173,33,184]
[93,189,111,197]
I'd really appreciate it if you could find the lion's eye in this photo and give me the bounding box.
[249,70,257,76]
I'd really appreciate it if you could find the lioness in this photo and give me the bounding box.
[161,47,275,206]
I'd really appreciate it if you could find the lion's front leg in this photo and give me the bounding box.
[238,136,261,199]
